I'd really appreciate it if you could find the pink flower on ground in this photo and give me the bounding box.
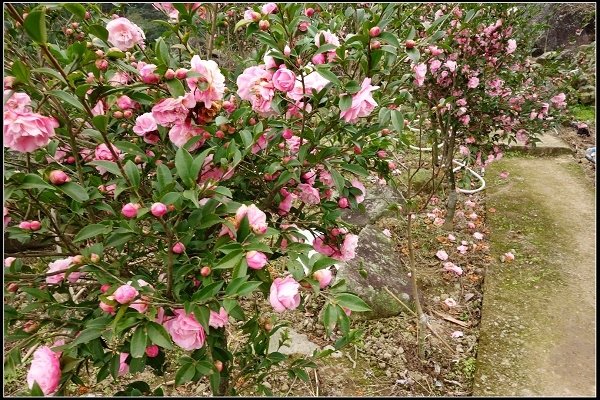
[473,232,484,240]
[26,346,61,395]
[297,183,321,205]
[145,345,159,358]
[436,250,449,261]
[382,229,392,238]
[457,245,468,254]
[3,109,58,153]
[272,68,297,92]
[313,269,333,289]
[443,262,463,275]
[186,55,226,108]
[433,217,445,226]
[503,252,515,262]
[269,276,301,313]
[246,251,268,269]
[451,330,464,339]
[118,353,129,376]
[444,298,457,308]
[163,309,206,350]
[133,113,157,136]
[209,307,228,328]
[430,59,442,73]
[350,179,367,204]
[448,234,456,242]
[106,17,145,51]
[113,284,139,304]
[413,63,427,86]
[340,78,379,123]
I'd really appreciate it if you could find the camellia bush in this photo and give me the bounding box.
[3,2,567,397]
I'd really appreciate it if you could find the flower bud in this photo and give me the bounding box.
[298,21,309,32]
[172,242,185,254]
[123,109,133,119]
[370,40,381,50]
[113,111,123,119]
[100,283,111,293]
[95,50,105,58]
[121,203,140,219]
[215,130,225,139]
[175,68,188,79]
[405,40,416,49]
[145,345,159,358]
[164,69,176,80]
[134,155,143,164]
[381,128,390,136]
[65,28,74,36]
[95,59,108,71]
[259,20,270,31]
[72,255,84,265]
[200,266,212,277]
[305,8,315,17]
[7,283,19,293]
[49,170,70,185]
[338,197,349,209]
[284,45,291,56]
[388,161,397,170]
[369,26,381,37]
[353,145,362,154]
[66,156,76,164]
[167,204,176,212]
[377,150,387,158]
[214,360,223,372]
[90,253,101,263]
[85,11,91,20]
[248,117,256,126]
[150,202,168,218]
[23,321,40,333]
[71,22,79,29]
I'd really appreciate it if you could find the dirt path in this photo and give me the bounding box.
[474,155,596,396]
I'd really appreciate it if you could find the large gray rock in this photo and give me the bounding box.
[336,225,414,319]
[268,327,320,356]
[341,184,405,228]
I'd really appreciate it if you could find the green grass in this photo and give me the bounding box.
[570,104,595,123]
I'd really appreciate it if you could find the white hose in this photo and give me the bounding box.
[405,129,486,194]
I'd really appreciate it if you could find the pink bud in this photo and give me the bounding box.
[48,170,70,185]
[99,301,115,314]
[90,253,100,263]
[215,130,225,139]
[377,150,387,158]
[29,221,42,231]
[175,68,188,79]
[66,156,76,164]
[305,8,315,17]
[150,202,167,217]
[282,128,293,139]
[95,50,105,58]
[86,73,95,83]
[200,266,211,277]
[388,161,397,170]
[284,45,291,56]
[164,69,176,80]
[313,269,333,289]
[259,20,270,31]
[113,284,139,304]
[145,345,159,358]
[369,26,381,37]
[246,251,268,269]
[84,11,91,20]
[121,203,140,219]
[370,40,381,50]
[298,21,309,32]
[19,221,32,230]
[338,197,349,209]
[95,59,108,71]
[100,283,111,293]
[172,242,185,254]
[312,53,326,65]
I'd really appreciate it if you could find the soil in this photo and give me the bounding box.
[555,121,596,185]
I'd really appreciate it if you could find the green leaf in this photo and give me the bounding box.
[88,24,109,42]
[73,223,112,243]
[130,326,147,359]
[339,94,352,112]
[191,281,224,302]
[21,174,55,190]
[236,281,263,297]
[147,322,173,349]
[391,109,404,133]
[92,115,108,132]
[406,48,420,64]
[379,31,400,48]
[224,276,248,296]
[88,161,122,176]
[20,287,53,301]
[24,8,47,44]
[313,65,341,87]
[155,37,170,66]
[195,360,214,376]
[32,67,66,84]
[322,303,338,335]
[11,60,30,84]
[213,250,244,270]
[110,352,122,380]
[30,381,44,396]
[335,293,371,312]
[175,362,196,386]
[341,163,368,177]
[58,182,89,202]
[166,79,185,98]
[330,169,345,193]
[64,3,86,18]
[124,160,141,189]
[315,43,338,54]
[71,328,104,346]
[156,163,173,192]
[114,141,145,156]
[175,146,194,188]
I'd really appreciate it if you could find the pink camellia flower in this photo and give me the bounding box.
[445,60,457,72]
[46,257,80,285]
[272,68,296,92]
[499,171,510,179]
[4,206,11,228]
[313,269,333,289]
[269,276,301,313]
[150,202,168,217]
[287,71,330,102]
[459,145,470,156]
[5,257,16,268]
[457,244,468,254]
[168,121,206,151]
[130,296,149,313]
[136,61,160,84]
[428,45,444,56]
[340,78,379,123]
[444,298,457,308]
[94,143,122,174]
[48,170,70,185]
[133,113,157,136]
[145,345,159,358]
[251,134,268,154]
[503,251,515,262]
[246,251,268,269]
[433,217,445,226]
[198,153,235,184]
[550,92,567,108]
[152,93,196,127]
[262,2,278,14]
[297,183,321,205]
[340,233,359,261]
[413,63,427,86]
[186,55,225,108]
[235,204,268,234]
[236,65,275,115]
[121,203,140,219]
[436,250,449,261]
[351,179,366,204]
[467,76,479,89]
[3,109,58,153]
[116,95,137,110]
[108,71,130,86]
[99,300,115,315]
[26,346,61,395]
[315,30,340,47]
[118,353,129,376]
[163,309,206,350]
[311,53,326,65]
[443,261,463,275]
[473,232,484,240]
[113,284,139,304]
[244,9,261,22]
[106,17,145,51]
[278,192,297,215]
[209,307,228,328]
[153,3,180,21]
[172,242,186,254]
[429,59,442,73]
[4,91,32,111]
[506,39,517,54]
